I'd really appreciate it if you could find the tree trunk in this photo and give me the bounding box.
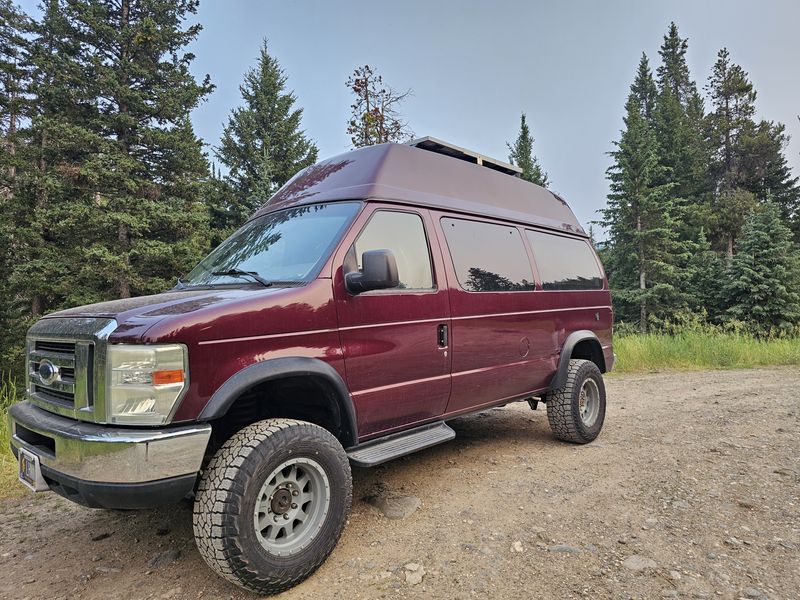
[117,222,131,298]
[115,0,131,300]
[31,296,42,318]
[726,235,734,265]
[637,215,646,334]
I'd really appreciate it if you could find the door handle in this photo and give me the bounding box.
[437,324,448,348]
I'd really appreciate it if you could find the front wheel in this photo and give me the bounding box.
[545,359,606,444]
[193,419,352,595]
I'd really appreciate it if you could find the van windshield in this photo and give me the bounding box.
[180,202,361,287]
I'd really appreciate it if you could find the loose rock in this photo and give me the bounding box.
[548,544,582,554]
[148,548,182,569]
[404,563,425,585]
[622,555,657,571]
[368,495,421,520]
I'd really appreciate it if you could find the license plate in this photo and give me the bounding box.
[18,448,49,492]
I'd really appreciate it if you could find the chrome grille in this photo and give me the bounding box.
[30,341,78,407]
[26,317,116,423]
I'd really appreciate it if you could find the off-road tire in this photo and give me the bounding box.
[545,359,606,444]
[193,419,352,595]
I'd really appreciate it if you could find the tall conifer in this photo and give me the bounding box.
[601,55,683,332]
[217,40,318,227]
[507,113,549,187]
[15,0,213,308]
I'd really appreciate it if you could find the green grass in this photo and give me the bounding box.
[613,331,800,373]
[0,376,24,499]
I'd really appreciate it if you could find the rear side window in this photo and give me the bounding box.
[526,230,604,290]
[441,218,534,292]
[353,211,434,289]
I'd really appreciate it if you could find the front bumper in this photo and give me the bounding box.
[9,401,211,509]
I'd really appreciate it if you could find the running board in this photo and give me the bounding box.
[347,422,455,467]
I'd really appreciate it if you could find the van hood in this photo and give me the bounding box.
[46,288,280,322]
[43,287,301,342]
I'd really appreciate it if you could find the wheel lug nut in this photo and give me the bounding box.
[283,514,289,520]
[291,503,297,509]
[292,490,299,496]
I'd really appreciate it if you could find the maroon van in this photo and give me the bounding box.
[10,137,613,594]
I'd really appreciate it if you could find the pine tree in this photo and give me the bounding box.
[600,55,683,332]
[705,48,800,245]
[738,120,800,236]
[217,40,318,226]
[685,229,724,320]
[14,0,213,308]
[507,113,548,187]
[0,0,31,374]
[723,202,800,335]
[705,48,757,190]
[652,24,710,235]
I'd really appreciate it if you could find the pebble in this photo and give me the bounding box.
[669,570,682,581]
[622,555,657,571]
[548,544,582,554]
[512,541,524,553]
[95,566,121,574]
[661,591,679,598]
[404,563,425,585]
[369,495,421,520]
[743,588,765,599]
[90,532,111,542]
[148,548,182,569]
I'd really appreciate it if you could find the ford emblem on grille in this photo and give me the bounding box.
[37,360,60,385]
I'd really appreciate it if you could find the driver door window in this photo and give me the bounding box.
[350,211,434,290]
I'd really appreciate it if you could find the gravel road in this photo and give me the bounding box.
[1,368,798,600]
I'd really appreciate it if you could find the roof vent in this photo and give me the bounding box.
[407,136,522,177]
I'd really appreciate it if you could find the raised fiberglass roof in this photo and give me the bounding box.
[252,141,586,236]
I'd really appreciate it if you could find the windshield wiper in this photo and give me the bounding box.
[211,269,273,287]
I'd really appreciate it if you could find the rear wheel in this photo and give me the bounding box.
[545,359,606,443]
[193,419,352,595]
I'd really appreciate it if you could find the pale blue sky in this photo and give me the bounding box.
[20,1,800,234]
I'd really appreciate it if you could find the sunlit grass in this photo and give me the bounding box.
[0,376,25,499]
[613,331,800,373]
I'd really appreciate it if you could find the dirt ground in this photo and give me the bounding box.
[1,368,798,600]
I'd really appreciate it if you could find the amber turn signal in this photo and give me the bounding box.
[152,369,185,385]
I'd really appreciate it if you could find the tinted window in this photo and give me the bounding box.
[352,211,434,289]
[526,230,604,290]
[442,218,534,292]
[183,202,360,286]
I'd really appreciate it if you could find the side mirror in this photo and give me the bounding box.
[345,249,399,293]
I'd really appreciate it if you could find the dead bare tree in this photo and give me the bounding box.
[346,65,413,148]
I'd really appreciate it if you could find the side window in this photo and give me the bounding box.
[526,230,604,290]
[441,218,534,292]
[351,211,434,290]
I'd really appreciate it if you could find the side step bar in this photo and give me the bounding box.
[347,422,455,467]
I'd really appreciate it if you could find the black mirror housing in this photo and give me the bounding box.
[345,249,399,293]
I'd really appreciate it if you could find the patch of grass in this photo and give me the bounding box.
[613,331,800,374]
[0,376,24,499]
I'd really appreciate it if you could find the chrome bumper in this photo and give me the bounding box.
[9,401,211,484]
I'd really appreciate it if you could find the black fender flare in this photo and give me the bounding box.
[548,330,604,392]
[198,357,358,448]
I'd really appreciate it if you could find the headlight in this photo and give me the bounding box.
[107,344,188,425]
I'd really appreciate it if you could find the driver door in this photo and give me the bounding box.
[333,205,451,439]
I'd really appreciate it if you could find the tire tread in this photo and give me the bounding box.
[193,419,352,595]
